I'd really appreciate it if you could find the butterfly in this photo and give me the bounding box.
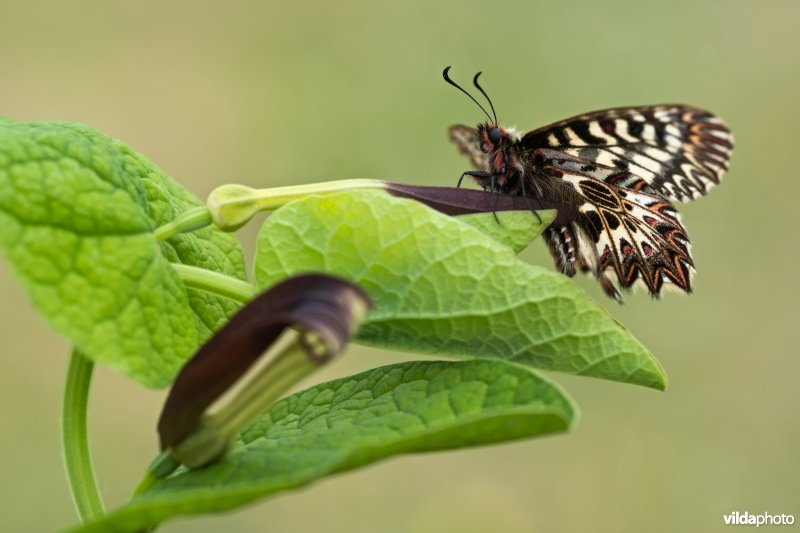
[443,66,733,302]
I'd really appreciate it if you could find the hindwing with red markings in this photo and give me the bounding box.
[543,167,694,301]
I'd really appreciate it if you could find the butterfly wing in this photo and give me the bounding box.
[448,124,489,170]
[541,165,694,301]
[522,105,733,202]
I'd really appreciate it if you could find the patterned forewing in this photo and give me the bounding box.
[522,105,733,202]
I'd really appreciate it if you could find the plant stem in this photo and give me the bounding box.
[62,349,105,522]
[154,206,213,242]
[224,179,386,211]
[207,179,386,231]
[172,263,258,303]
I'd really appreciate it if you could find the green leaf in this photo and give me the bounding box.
[0,118,246,387]
[72,359,575,532]
[254,190,666,389]
[457,209,555,253]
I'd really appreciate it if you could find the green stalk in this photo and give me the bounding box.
[172,263,258,304]
[154,206,213,242]
[62,349,105,522]
[207,179,386,231]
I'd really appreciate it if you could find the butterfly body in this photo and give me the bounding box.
[448,103,733,302]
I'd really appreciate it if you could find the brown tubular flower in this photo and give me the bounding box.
[384,183,578,227]
[158,274,372,467]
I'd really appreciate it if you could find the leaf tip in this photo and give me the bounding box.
[629,353,668,391]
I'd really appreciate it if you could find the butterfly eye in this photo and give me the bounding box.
[488,127,502,145]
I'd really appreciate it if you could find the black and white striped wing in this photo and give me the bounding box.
[522,105,733,202]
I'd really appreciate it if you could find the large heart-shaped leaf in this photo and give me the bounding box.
[254,190,665,389]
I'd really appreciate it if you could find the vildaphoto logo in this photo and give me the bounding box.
[723,511,795,527]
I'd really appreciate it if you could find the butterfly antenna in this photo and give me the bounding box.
[443,66,493,122]
[472,72,498,125]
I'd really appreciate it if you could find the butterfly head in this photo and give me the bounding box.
[477,123,505,151]
[443,67,523,191]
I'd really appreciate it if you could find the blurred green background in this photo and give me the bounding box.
[1,1,798,531]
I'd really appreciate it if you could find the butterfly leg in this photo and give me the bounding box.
[455,169,501,222]
[489,174,499,222]
[518,175,542,224]
[457,170,491,188]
